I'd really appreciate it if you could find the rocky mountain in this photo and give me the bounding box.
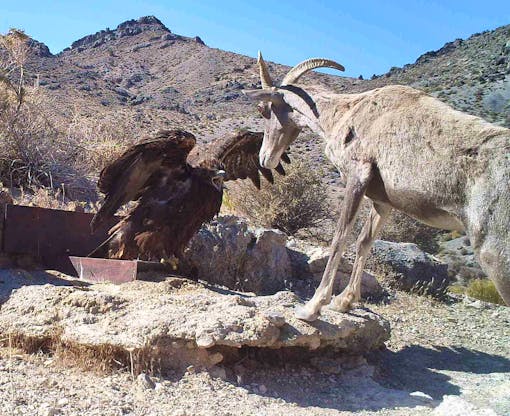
[25,16,299,134]
[26,15,510,127]
[366,24,510,126]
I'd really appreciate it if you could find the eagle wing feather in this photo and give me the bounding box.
[201,131,289,189]
[91,130,196,232]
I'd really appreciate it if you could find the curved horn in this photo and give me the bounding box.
[281,58,345,86]
[257,51,273,89]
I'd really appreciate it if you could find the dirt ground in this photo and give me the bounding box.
[0,290,509,416]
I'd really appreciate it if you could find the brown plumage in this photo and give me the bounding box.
[91,129,289,261]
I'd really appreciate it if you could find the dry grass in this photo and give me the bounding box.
[0,29,144,203]
[225,158,332,236]
[379,211,442,254]
[13,187,87,211]
[0,86,135,201]
[0,330,161,376]
[64,110,142,175]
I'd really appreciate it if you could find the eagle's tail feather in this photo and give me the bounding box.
[90,192,125,233]
[87,228,119,257]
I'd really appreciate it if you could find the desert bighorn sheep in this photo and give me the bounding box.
[244,52,510,321]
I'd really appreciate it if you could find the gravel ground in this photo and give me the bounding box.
[0,292,509,416]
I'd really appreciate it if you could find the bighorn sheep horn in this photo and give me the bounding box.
[281,58,345,86]
[257,51,273,89]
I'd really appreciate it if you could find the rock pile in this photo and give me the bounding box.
[436,236,485,284]
[371,240,450,295]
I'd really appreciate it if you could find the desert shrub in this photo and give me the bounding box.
[0,29,143,201]
[0,29,97,199]
[64,112,136,175]
[225,157,332,236]
[465,279,505,305]
[379,210,442,253]
[14,186,87,211]
[0,87,93,196]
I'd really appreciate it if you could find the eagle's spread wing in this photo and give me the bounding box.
[91,130,196,232]
[190,131,290,189]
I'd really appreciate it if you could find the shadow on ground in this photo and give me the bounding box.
[370,344,510,399]
[219,344,510,413]
[0,268,88,305]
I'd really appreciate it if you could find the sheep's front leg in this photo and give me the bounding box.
[295,161,373,321]
[329,202,391,312]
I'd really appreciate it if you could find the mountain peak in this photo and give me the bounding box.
[28,38,53,57]
[69,15,171,51]
[116,16,170,34]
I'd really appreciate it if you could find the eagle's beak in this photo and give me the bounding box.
[212,170,226,191]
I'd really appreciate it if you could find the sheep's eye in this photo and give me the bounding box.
[257,102,271,119]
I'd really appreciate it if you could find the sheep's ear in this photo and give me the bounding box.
[242,89,282,103]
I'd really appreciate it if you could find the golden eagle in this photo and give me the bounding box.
[90,129,289,262]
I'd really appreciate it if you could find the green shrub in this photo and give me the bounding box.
[465,279,505,305]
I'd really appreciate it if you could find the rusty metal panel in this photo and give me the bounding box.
[2,204,118,272]
[2,204,175,284]
[68,257,174,284]
[69,256,138,284]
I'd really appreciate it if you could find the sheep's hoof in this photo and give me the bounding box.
[329,294,354,313]
[295,304,320,321]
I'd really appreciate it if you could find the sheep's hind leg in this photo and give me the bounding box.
[295,162,373,321]
[329,202,390,313]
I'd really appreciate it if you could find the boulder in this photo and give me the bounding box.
[371,240,450,294]
[185,218,385,300]
[0,272,390,372]
[182,216,291,294]
[436,236,485,285]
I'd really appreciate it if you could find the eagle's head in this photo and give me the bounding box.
[194,160,226,192]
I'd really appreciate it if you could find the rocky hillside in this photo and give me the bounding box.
[26,16,342,137]
[364,24,510,126]
[25,15,510,132]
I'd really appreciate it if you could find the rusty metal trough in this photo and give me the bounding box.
[1,204,171,284]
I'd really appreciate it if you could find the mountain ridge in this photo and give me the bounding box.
[24,15,509,131]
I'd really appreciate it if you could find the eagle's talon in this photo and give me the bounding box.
[161,256,179,270]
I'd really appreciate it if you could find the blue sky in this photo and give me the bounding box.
[1,1,509,78]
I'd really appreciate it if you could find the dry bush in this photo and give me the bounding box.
[0,29,144,202]
[63,110,142,175]
[0,30,96,199]
[225,158,332,236]
[14,187,87,211]
[379,211,442,253]
[0,88,95,198]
